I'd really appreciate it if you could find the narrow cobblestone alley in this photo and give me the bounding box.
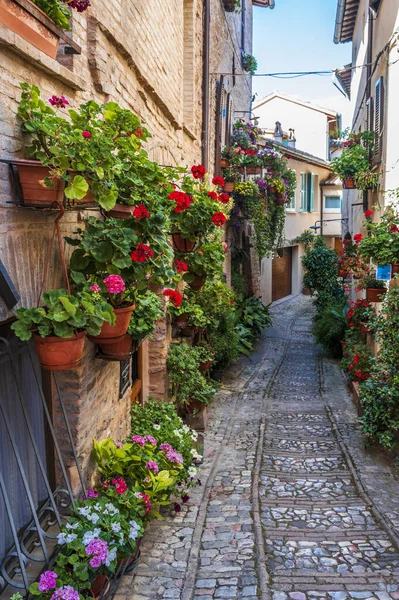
[120,297,399,600]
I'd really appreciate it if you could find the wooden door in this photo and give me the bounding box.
[272,247,292,301]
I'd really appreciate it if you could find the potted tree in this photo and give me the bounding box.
[11,289,114,370]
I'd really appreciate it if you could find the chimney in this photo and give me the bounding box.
[288,128,296,149]
[273,121,283,144]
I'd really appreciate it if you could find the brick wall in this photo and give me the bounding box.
[0,0,253,479]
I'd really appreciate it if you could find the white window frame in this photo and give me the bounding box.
[300,172,307,212]
[323,194,342,214]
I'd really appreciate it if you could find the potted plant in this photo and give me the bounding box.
[341,340,374,382]
[222,0,240,11]
[359,207,399,273]
[168,297,212,337]
[168,166,229,252]
[178,237,225,290]
[330,131,374,189]
[364,276,387,303]
[17,84,163,211]
[242,54,258,74]
[0,0,88,59]
[347,299,375,334]
[354,170,380,191]
[11,289,114,370]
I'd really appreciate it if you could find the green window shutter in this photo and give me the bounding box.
[300,173,307,211]
[308,173,316,212]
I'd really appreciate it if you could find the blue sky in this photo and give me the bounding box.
[252,0,352,112]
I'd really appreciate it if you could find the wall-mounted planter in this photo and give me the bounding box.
[343,177,356,189]
[275,193,286,206]
[0,0,60,58]
[105,204,134,219]
[7,159,95,208]
[171,232,198,253]
[33,331,86,371]
[223,182,235,193]
[88,305,135,345]
[220,158,229,168]
[187,274,207,291]
[222,0,236,12]
[99,334,133,361]
[366,287,386,303]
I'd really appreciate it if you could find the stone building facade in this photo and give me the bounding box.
[0,0,262,484]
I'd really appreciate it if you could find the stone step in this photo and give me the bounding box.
[260,505,379,532]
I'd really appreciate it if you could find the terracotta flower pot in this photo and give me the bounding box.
[173,313,190,327]
[100,334,133,360]
[188,274,207,291]
[88,305,135,345]
[366,287,386,302]
[0,0,60,58]
[223,182,235,193]
[392,263,399,275]
[11,160,64,206]
[199,359,213,372]
[275,192,286,206]
[33,331,86,371]
[338,269,348,278]
[90,574,110,599]
[105,204,134,219]
[343,177,356,189]
[171,232,197,253]
[267,185,275,195]
[245,166,261,175]
[220,158,229,168]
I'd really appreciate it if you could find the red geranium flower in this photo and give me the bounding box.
[364,209,373,217]
[353,233,362,243]
[175,260,188,273]
[163,289,183,308]
[212,212,227,227]
[212,176,225,187]
[169,191,192,212]
[135,129,144,137]
[191,164,206,179]
[218,193,230,204]
[112,477,127,495]
[131,243,154,262]
[82,131,92,138]
[133,204,150,219]
[207,191,218,200]
[391,225,399,233]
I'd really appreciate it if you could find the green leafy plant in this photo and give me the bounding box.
[354,170,379,191]
[242,54,258,74]
[179,235,225,281]
[330,131,374,180]
[31,0,83,30]
[128,291,163,341]
[291,230,317,250]
[168,296,213,329]
[341,340,374,382]
[11,289,114,341]
[313,300,349,357]
[359,207,399,265]
[301,238,342,314]
[167,343,219,406]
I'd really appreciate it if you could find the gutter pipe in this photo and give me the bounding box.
[202,0,210,170]
[334,0,346,44]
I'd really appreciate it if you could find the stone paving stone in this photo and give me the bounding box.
[123,297,399,599]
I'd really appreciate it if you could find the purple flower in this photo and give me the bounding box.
[145,461,159,473]
[50,586,80,600]
[115,441,123,448]
[182,495,190,504]
[48,95,69,109]
[85,538,108,566]
[131,435,145,447]
[174,503,181,513]
[160,443,172,452]
[38,571,58,592]
[85,488,98,499]
[166,449,183,465]
[144,435,157,446]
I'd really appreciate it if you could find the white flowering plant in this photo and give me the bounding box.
[53,482,144,588]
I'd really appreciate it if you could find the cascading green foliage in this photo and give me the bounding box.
[167,343,219,406]
[128,291,163,341]
[301,236,342,314]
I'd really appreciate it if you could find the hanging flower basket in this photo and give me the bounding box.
[366,287,387,302]
[187,274,207,291]
[275,192,286,206]
[33,331,87,371]
[223,182,235,193]
[0,0,60,58]
[171,232,198,253]
[343,177,356,189]
[105,204,134,219]
[222,0,236,12]
[99,333,133,361]
[220,158,229,168]
[88,304,135,344]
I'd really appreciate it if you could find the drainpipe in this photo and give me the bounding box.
[320,183,324,236]
[202,0,211,171]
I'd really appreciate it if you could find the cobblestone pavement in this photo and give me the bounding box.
[120,296,399,600]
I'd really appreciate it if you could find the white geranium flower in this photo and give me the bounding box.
[87,512,100,524]
[111,522,122,533]
[66,522,79,530]
[105,547,117,567]
[153,424,161,430]
[78,506,91,517]
[105,503,119,515]
[173,429,183,438]
[188,466,197,477]
[82,528,101,546]
[57,532,67,545]
[182,425,190,434]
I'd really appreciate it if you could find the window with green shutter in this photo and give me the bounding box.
[300,173,307,212]
[308,173,316,212]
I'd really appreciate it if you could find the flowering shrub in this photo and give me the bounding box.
[341,341,374,382]
[359,207,399,265]
[338,237,370,280]
[347,299,375,329]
